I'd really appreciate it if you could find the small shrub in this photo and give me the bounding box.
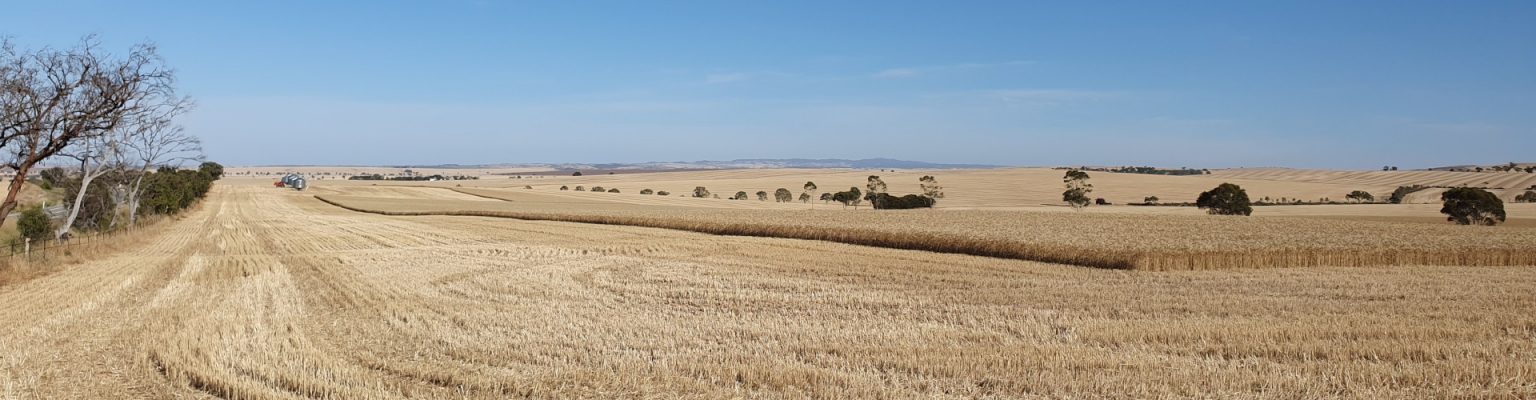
[732,191,749,200]
[18,206,52,242]
[560,186,569,191]
[590,186,605,192]
[640,189,654,195]
[656,191,670,196]
[1095,198,1110,205]
[574,186,585,191]
[608,188,619,193]
[572,171,582,176]
[693,187,710,198]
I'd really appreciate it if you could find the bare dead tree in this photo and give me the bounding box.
[117,110,200,225]
[0,36,176,227]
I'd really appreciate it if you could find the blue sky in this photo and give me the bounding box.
[4,1,1533,168]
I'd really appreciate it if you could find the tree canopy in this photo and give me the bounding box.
[1196,183,1253,216]
[1440,187,1505,225]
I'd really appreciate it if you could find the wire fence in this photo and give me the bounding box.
[6,226,136,262]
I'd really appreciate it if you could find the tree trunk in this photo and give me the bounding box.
[0,163,38,227]
[58,168,101,238]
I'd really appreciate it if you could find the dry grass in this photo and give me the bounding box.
[1,182,1533,398]
[314,187,1536,271]
[0,213,183,287]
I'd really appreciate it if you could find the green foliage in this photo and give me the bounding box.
[61,172,120,231]
[692,186,710,198]
[656,191,670,196]
[18,206,52,242]
[1515,190,1536,203]
[819,192,832,202]
[919,176,944,200]
[198,161,224,180]
[1144,196,1159,204]
[139,166,216,216]
[1062,170,1093,208]
[39,167,68,189]
[590,186,605,192]
[571,171,582,176]
[1387,185,1428,204]
[1196,183,1253,216]
[832,187,862,208]
[798,192,811,203]
[863,176,888,207]
[871,193,935,209]
[574,186,585,191]
[732,191,749,200]
[1440,187,1505,225]
[774,188,793,203]
[560,185,569,191]
[1092,166,1208,176]
[607,188,619,193]
[1346,190,1375,203]
[640,189,653,195]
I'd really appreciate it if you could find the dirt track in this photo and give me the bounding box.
[2,183,1534,398]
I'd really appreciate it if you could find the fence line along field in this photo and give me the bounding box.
[2,178,1534,398]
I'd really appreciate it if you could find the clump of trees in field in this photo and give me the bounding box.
[832,187,863,208]
[1070,166,1210,175]
[732,191,748,200]
[1,36,220,239]
[1388,185,1428,204]
[1515,190,1536,203]
[1197,183,1253,216]
[347,174,477,181]
[693,187,710,198]
[1441,188,1504,225]
[755,191,768,201]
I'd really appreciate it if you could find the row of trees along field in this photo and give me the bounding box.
[1063,169,1510,225]
[3,36,217,242]
[553,176,947,210]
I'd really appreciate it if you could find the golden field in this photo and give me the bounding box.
[2,169,1535,398]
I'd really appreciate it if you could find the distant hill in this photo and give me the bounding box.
[391,158,1004,171]
[1426,162,1535,173]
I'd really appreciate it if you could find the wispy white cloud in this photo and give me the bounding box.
[873,60,1036,79]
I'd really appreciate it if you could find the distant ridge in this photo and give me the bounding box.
[375,158,1004,171]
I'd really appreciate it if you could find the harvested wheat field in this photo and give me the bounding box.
[311,181,1536,271]
[2,180,1534,399]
